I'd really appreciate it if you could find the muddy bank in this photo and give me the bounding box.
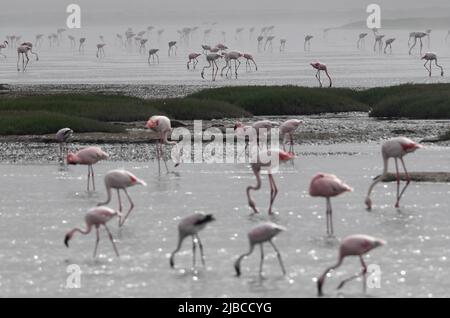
[381,172,450,183]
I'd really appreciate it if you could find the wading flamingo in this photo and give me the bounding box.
[16,44,35,72]
[201,44,211,54]
[79,37,86,54]
[365,137,422,210]
[56,128,73,163]
[68,35,76,48]
[243,53,258,71]
[67,146,109,192]
[304,35,313,51]
[373,34,384,53]
[280,38,286,52]
[96,43,106,58]
[187,52,201,70]
[64,206,121,258]
[221,50,243,79]
[384,38,395,54]
[168,41,177,56]
[201,52,223,81]
[97,169,146,227]
[279,119,302,152]
[170,213,215,268]
[0,41,8,58]
[20,42,38,60]
[139,39,148,54]
[409,32,427,55]
[246,148,294,214]
[357,33,368,49]
[421,52,444,77]
[257,35,264,52]
[264,35,275,51]
[309,173,353,236]
[310,61,332,88]
[317,234,386,296]
[148,49,160,64]
[146,115,180,174]
[234,222,286,277]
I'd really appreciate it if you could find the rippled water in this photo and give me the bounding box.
[0,142,449,297]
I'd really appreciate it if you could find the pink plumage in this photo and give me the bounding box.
[309,173,353,198]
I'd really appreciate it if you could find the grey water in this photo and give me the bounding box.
[0,142,449,297]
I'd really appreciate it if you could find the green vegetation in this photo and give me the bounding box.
[1,83,449,135]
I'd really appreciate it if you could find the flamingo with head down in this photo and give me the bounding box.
[310,61,332,87]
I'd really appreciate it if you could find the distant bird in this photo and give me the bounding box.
[168,41,177,56]
[384,38,395,54]
[243,53,258,72]
[246,148,294,214]
[373,34,385,53]
[365,137,422,210]
[221,50,243,79]
[146,115,180,174]
[317,234,386,296]
[201,52,223,81]
[97,170,147,227]
[201,44,211,54]
[67,146,109,192]
[310,61,332,88]
[257,35,264,52]
[16,44,36,72]
[234,222,286,277]
[68,35,76,48]
[96,43,106,58]
[279,119,302,152]
[148,48,160,64]
[409,32,427,55]
[264,35,275,51]
[64,206,121,258]
[234,120,275,144]
[55,128,73,163]
[357,33,368,49]
[79,37,86,54]
[170,213,215,268]
[187,52,201,70]
[279,38,287,52]
[304,35,313,51]
[309,173,353,236]
[0,40,8,58]
[421,52,444,77]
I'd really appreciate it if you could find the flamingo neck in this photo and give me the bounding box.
[98,186,112,206]
[234,243,255,275]
[366,156,388,198]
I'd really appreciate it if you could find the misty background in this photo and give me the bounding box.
[2,0,450,27]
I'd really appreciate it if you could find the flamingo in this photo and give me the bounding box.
[201,52,223,81]
[215,43,228,51]
[309,173,353,236]
[234,120,275,145]
[357,33,368,49]
[146,115,180,174]
[168,41,177,56]
[64,206,121,258]
[246,148,294,214]
[373,34,385,53]
[35,34,44,47]
[16,44,36,72]
[243,53,258,72]
[257,35,264,52]
[67,146,109,192]
[0,41,8,58]
[68,35,76,48]
[20,42,38,60]
[79,37,86,54]
[317,234,386,296]
[365,137,423,210]
[96,43,106,58]
[279,119,302,152]
[170,213,215,268]
[148,49,160,64]
[279,38,286,52]
[409,32,427,55]
[264,35,275,51]
[421,52,444,77]
[221,51,243,79]
[187,52,201,70]
[384,38,395,54]
[426,29,432,48]
[97,169,146,227]
[201,44,211,54]
[234,222,286,277]
[139,39,148,54]
[310,61,332,88]
[304,35,313,51]
[55,128,73,163]
[115,34,124,47]
[157,29,164,43]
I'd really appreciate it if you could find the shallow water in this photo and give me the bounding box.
[1,24,450,87]
[0,142,449,297]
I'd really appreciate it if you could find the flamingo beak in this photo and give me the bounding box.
[234,263,241,277]
[64,234,70,247]
[317,280,324,296]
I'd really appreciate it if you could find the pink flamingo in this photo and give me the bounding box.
[279,119,302,152]
[168,41,177,56]
[215,43,228,51]
[309,173,353,236]
[96,43,106,58]
[257,35,264,52]
[187,52,201,70]
[373,34,385,53]
[201,52,223,81]
[384,38,395,54]
[79,37,86,54]
[234,120,275,145]
[146,115,180,174]
[304,35,313,51]
[170,213,215,268]
[234,222,286,277]
[310,61,332,88]
[243,53,258,71]
[148,49,160,64]
[16,44,34,72]
[97,169,146,227]
[55,128,73,163]
[409,32,427,55]
[221,50,243,79]
[317,234,386,296]
[246,148,294,214]
[64,206,121,257]
[0,40,8,58]
[421,52,444,77]
[20,42,39,60]
[201,44,211,54]
[357,33,368,49]
[365,137,423,210]
[67,146,109,192]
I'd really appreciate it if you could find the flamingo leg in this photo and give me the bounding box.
[259,244,264,277]
[394,158,401,208]
[156,140,161,175]
[269,240,286,275]
[87,165,91,192]
[397,158,411,207]
[289,133,294,153]
[93,227,100,258]
[435,59,444,76]
[196,234,206,266]
[201,61,211,79]
[327,197,334,236]
[325,198,330,235]
[91,165,96,191]
[117,189,123,212]
[160,138,169,173]
[104,224,119,257]
[192,235,197,267]
[247,167,261,214]
[268,173,278,214]
[337,256,367,291]
[119,188,134,227]
[424,60,431,76]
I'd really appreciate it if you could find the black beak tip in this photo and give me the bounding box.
[64,236,69,247]
[170,259,174,268]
